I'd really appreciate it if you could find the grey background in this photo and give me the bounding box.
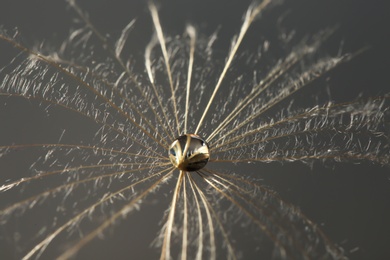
[1,0,389,259]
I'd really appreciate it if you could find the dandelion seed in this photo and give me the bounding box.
[0,1,389,260]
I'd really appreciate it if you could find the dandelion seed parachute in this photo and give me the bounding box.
[0,0,389,259]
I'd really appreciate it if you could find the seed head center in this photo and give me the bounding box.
[168,134,210,171]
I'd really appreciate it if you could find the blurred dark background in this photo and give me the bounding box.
[1,0,389,259]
